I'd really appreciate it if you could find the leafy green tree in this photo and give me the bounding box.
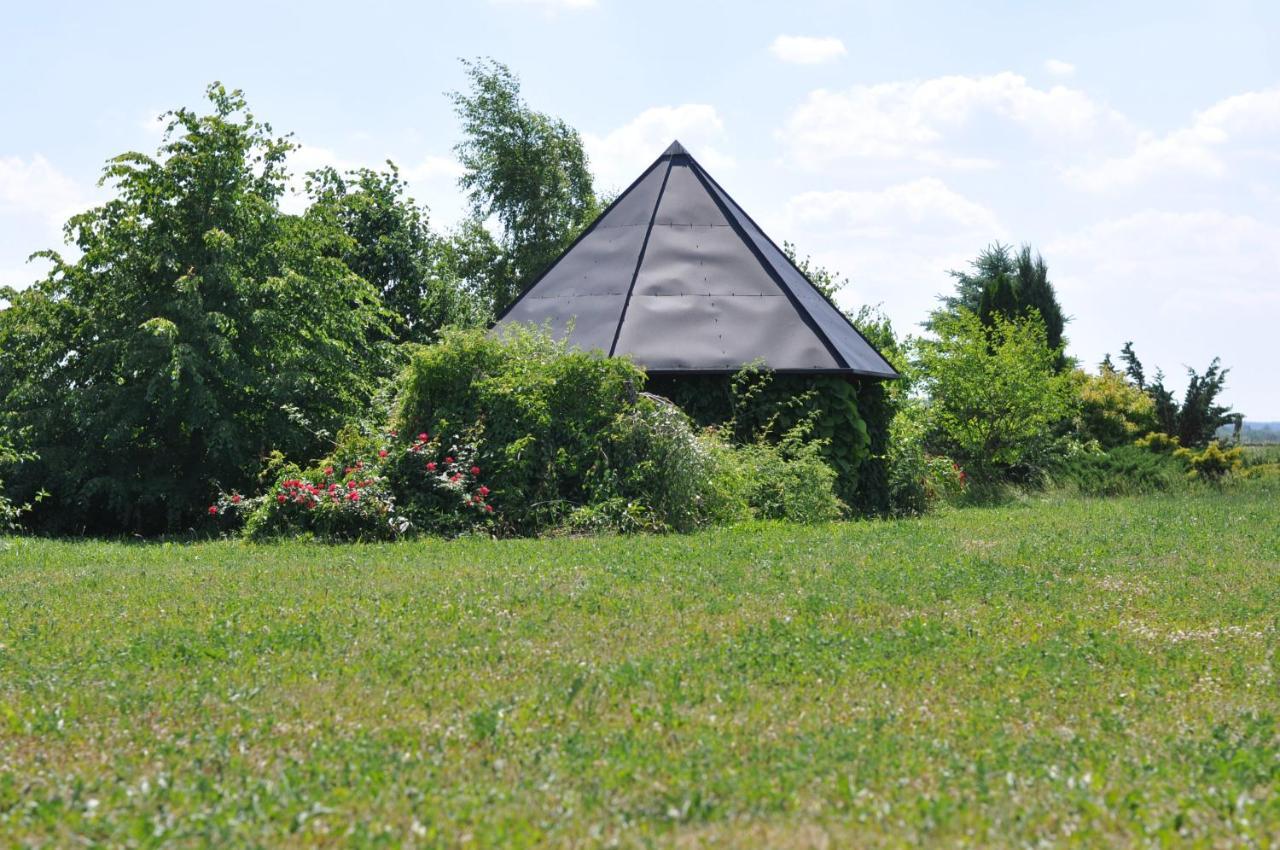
[1116,342,1238,448]
[449,59,601,315]
[914,310,1076,482]
[305,165,484,344]
[0,84,392,534]
[939,243,1067,366]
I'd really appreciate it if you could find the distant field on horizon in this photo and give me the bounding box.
[2,484,1278,847]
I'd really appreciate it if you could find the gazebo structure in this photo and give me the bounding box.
[494,141,897,380]
[494,141,898,512]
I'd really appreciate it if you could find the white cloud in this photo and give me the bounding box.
[489,0,596,10]
[0,155,90,225]
[1048,209,1279,416]
[769,35,847,65]
[0,156,94,292]
[779,72,1124,169]
[785,178,1003,238]
[401,155,464,183]
[584,104,733,190]
[1064,86,1280,191]
[1044,59,1076,77]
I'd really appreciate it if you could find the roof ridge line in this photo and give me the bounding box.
[681,152,851,371]
[608,157,674,357]
[691,159,899,379]
[490,153,667,325]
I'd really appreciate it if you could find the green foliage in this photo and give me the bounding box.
[1135,431,1182,454]
[938,243,1067,369]
[726,432,845,523]
[4,487,1279,846]
[396,327,687,534]
[1118,342,1238,448]
[450,59,601,315]
[1055,444,1188,496]
[1175,439,1244,481]
[1073,362,1157,448]
[232,425,494,541]
[0,434,37,531]
[569,396,746,534]
[0,84,394,534]
[305,165,484,343]
[915,310,1077,483]
[648,368,872,513]
[885,399,967,515]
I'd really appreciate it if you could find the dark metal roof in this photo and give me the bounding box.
[493,141,899,379]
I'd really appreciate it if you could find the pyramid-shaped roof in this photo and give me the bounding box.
[493,141,898,379]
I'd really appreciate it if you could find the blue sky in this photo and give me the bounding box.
[3,0,1277,417]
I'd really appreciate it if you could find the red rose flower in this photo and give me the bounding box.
[324,466,334,477]
[478,486,490,497]
[231,494,242,504]
[417,433,428,442]
[426,461,436,472]
[276,494,286,503]
[208,505,218,516]
[470,466,481,476]
[485,504,494,513]
[378,449,388,458]
[445,457,454,465]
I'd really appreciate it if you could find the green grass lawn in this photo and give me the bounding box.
[2,484,1278,847]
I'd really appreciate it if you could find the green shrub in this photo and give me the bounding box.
[1135,432,1182,454]
[1073,364,1156,448]
[1175,440,1244,481]
[394,326,644,534]
[565,395,748,534]
[728,433,845,523]
[886,400,967,515]
[221,426,493,541]
[647,367,872,513]
[1055,444,1187,497]
[914,310,1076,484]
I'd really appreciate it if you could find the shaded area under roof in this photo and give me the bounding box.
[493,141,899,379]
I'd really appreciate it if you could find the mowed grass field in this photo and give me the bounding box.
[2,485,1278,848]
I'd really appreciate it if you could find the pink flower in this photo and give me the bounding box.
[485,504,494,513]
[417,433,428,442]
[378,449,388,458]
[470,466,481,476]
[347,480,357,489]
[324,466,334,477]
[276,494,286,503]
[445,456,454,465]
[478,486,489,497]
[230,494,242,504]
[208,505,218,516]
[426,461,436,472]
